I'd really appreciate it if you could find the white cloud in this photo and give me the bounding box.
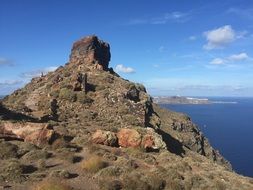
[21,66,58,79]
[127,19,148,25]
[115,64,135,73]
[0,57,14,66]
[158,46,165,52]
[210,52,250,65]
[210,58,226,65]
[0,80,25,95]
[170,12,185,19]
[228,53,249,61]
[44,66,58,72]
[203,25,236,50]
[151,11,189,24]
[0,80,23,86]
[189,36,197,41]
[127,11,189,25]
[236,30,248,39]
[227,8,253,20]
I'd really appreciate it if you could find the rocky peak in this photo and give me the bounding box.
[69,35,111,70]
[0,35,245,190]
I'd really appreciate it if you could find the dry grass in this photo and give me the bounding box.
[81,155,107,173]
[33,179,71,190]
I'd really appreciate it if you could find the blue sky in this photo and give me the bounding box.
[1,0,253,96]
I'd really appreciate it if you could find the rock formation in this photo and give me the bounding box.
[0,35,252,190]
[0,122,55,146]
[70,35,111,70]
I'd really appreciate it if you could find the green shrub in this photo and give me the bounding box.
[49,90,59,98]
[98,179,123,190]
[215,179,227,190]
[63,71,71,77]
[0,159,25,182]
[123,171,166,190]
[37,159,46,170]
[22,149,50,161]
[96,85,106,91]
[122,172,150,190]
[45,83,53,90]
[49,170,71,179]
[37,98,50,111]
[0,141,19,159]
[59,88,76,102]
[122,114,141,126]
[96,166,124,177]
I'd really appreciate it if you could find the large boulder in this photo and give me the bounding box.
[141,128,166,150]
[117,128,142,148]
[91,130,118,146]
[116,128,166,150]
[0,122,56,146]
[70,35,111,70]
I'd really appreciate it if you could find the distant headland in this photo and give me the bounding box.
[153,96,237,104]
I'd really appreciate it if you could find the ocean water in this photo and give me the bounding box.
[160,97,253,177]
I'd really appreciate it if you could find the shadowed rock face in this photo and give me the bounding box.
[70,35,111,70]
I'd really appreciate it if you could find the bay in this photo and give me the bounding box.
[161,97,253,177]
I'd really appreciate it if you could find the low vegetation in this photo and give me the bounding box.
[81,155,107,173]
[33,179,71,190]
[59,88,77,102]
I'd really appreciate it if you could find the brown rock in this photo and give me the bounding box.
[52,74,63,84]
[25,127,55,146]
[73,81,82,91]
[142,134,155,149]
[0,122,56,146]
[72,72,88,92]
[142,128,166,150]
[70,35,111,70]
[92,130,118,146]
[117,128,142,148]
[126,86,140,102]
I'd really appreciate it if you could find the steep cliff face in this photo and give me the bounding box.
[0,36,252,190]
[153,104,231,169]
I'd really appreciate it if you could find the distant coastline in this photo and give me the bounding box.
[153,96,237,104]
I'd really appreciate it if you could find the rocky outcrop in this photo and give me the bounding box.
[142,128,166,150]
[0,122,56,146]
[72,72,88,92]
[91,130,118,146]
[115,128,166,150]
[70,35,111,70]
[117,128,142,148]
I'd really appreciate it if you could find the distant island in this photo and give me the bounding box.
[153,96,237,104]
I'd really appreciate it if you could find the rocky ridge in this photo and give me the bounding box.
[0,35,252,190]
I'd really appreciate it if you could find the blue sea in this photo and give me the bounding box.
[161,97,253,177]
